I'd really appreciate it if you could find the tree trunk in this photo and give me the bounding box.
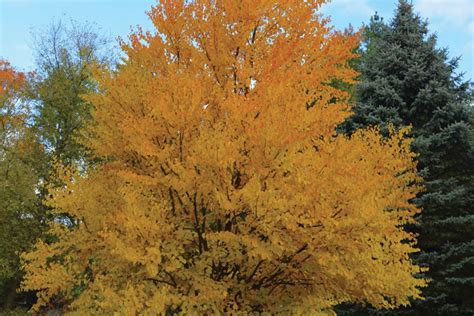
[3,275,20,309]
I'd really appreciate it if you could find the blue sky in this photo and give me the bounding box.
[1,0,473,81]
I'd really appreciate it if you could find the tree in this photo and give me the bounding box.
[0,60,46,308]
[0,22,114,311]
[30,20,114,167]
[21,1,427,314]
[339,1,474,314]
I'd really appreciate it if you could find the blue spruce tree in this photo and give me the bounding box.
[339,1,473,315]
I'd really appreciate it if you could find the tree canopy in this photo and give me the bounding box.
[0,60,46,308]
[339,1,474,314]
[21,1,426,314]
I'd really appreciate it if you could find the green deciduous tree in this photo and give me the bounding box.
[1,21,114,311]
[0,60,46,309]
[30,20,115,167]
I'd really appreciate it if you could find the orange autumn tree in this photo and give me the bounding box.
[21,0,427,314]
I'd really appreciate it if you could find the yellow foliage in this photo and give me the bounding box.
[21,0,427,314]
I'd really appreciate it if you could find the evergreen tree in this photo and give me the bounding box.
[340,1,473,315]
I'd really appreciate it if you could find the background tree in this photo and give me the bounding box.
[0,60,46,309]
[339,1,474,314]
[22,0,426,314]
[0,20,114,311]
[30,20,115,167]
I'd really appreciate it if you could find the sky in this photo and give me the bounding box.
[1,0,473,81]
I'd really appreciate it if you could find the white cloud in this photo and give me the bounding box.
[415,0,474,27]
[323,0,376,19]
[468,20,474,34]
[336,0,375,16]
